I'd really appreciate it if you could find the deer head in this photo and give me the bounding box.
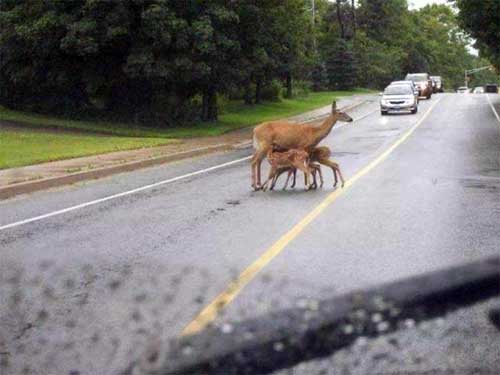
[331,101,353,123]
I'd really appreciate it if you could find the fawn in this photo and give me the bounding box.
[271,146,344,189]
[261,148,313,191]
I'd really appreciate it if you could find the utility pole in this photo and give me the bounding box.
[312,0,315,25]
[308,0,317,49]
[464,65,494,88]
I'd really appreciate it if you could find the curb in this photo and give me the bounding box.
[0,143,237,200]
[126,256,500,375]
[0,99,368,200]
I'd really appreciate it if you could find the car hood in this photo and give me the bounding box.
[382,95,414,101]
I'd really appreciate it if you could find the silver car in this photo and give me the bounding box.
[380,85,418,115]
[390,80,419,101]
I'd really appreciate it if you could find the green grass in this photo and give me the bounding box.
[0,89,374,139]
[0,89,375,169]
[0,129,175,169]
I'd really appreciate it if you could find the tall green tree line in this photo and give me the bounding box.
[0,0,497,126]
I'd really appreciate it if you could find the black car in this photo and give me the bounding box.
[430,76,444,93]
[485,84,498,93]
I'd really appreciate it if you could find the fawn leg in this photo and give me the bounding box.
[283,169,294,190]
[261,165,277,192]
[320,158,342,188]
[272,169,287,190]
[291,170,297,188]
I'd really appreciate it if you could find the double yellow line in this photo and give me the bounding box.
[182,97,442,336]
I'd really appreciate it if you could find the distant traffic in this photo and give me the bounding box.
[380,72,440,115]
[381,72,498,115]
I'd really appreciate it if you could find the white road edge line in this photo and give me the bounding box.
[486,94,500,124]
[0,102,377,232]
[0,156,251,231]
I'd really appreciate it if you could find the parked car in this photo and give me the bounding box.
[405,73,433,99]
[390,80,419,101]
[457,86,469,94]
[380,84,418,115]
[472,86,484,94]
[430,76,444,93]
[485,84,498,93]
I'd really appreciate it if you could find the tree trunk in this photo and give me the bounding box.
[207,87,218,121]
[336,0,345,40]
[202,91,209,121]
[285,72,293,98]
[255,79,262,104]
[351,0,356,36]
[244,83,253,105]
[202,87,217,122]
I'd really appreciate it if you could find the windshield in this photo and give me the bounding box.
[2,0,499,374]
[405,74,428,82]
[384,85,413,95]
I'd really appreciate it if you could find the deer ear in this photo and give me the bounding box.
[331,101,337,112]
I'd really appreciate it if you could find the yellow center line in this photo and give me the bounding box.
[182,97,442,336]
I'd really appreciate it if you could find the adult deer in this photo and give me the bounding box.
[251,101,353,190]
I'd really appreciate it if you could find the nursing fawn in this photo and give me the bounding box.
[261,149,313,191]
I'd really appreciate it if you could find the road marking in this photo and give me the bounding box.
[182,97,442,336]
[0,156,251,232]
[0,102,374,232]
[486,94,500,124]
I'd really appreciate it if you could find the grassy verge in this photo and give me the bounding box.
[0,89,374,139]
[0,129,175,169]
[0,89,374,169]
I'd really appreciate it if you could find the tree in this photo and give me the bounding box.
[325,38,356,90]
[454,0,500,70]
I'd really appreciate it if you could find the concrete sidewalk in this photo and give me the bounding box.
[0,95,372,199]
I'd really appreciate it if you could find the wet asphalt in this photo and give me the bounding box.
[1,93,499,374]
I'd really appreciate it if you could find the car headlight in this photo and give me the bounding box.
[381,99,388,105]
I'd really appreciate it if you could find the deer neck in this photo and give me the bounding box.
[312,113,339,144]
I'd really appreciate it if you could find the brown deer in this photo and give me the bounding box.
[271,146,344,189]
[269,162,322,191]
[261,149,313,192]
[251,101,353,189]
[310,146,345,187]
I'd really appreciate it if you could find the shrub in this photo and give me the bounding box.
[291,80,312,97]
[260,80,283,101]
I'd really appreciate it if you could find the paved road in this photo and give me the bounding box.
[1,93,499,374]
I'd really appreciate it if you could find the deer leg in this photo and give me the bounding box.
[251,154,257,189]
[310,168,317,189]
[261,165,277,192]
[291,170,297,188]
[251,150,266,190]
[283,168,295,190]
[270,168,285,190]
[295,164,312,190]
[320,158,343,188]
[304,168,312,190]
[335,164,345,188]
[329,160,344,188]
[317,165,324,187]
[251,150,262,190]
[311,163,323,188]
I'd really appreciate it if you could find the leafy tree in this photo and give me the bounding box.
[325,38,356,90]
[454,0,500,70]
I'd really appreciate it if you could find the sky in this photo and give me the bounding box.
[408,0,450,9]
